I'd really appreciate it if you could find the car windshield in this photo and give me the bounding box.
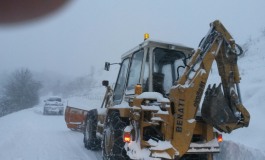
[47,97,61,102]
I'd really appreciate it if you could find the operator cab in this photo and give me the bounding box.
[110,39,194,105]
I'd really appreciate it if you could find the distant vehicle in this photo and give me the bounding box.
[43,97,64,115]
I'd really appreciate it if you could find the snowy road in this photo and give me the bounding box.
[0,106,101,160]
[1,104,265,160]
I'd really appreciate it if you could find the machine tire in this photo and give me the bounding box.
[83,109,101,150]
[102,111,130,160]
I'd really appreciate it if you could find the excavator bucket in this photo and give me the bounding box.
[64,106,88,132]
[201,84,238,133]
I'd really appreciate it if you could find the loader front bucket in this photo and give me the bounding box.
[65,106,88,132]
[201,84,238,133]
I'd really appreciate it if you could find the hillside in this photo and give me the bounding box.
[220,32,265,152]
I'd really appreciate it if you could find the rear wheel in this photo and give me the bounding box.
[102,111,130,160]
[83,109,101,150]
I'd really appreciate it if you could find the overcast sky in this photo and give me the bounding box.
[1,0,265,77]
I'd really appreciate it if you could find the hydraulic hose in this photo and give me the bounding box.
[235,44,243,56]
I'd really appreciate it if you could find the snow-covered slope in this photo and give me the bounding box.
[215,141,265,160]
[210,33,265,159]
[220,33,265,152]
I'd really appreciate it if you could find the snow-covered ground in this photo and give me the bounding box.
[0,98,264,160]
[0,103,102,160]
[1,34,265,160]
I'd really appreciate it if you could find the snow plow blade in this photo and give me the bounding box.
[64,106,88,132]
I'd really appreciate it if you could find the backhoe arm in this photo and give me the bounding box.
[169,20,250,156]
[202,21,250,133]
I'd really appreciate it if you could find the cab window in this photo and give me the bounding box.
[113,58,130,104]
[153,48,185,95]
[126,50,144,94]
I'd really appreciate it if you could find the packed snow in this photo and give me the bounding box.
[1,33,265,160]
[0,102,102,160]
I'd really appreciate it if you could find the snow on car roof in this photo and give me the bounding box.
[47,97,62,102]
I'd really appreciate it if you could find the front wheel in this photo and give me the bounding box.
[102,111,130,160]
[83,109,101,150]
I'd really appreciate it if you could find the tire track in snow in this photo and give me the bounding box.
[0,106,102,160]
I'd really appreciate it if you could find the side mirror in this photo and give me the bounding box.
[105,62,110,71]
[102,80,109,87]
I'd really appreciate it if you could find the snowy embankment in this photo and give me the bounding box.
[220,34,265,153]
[215,141,265,160]
[212,33,265,159]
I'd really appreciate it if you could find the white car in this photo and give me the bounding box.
[43,97,64,115]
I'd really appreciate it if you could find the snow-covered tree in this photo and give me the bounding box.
[0,68,42,116]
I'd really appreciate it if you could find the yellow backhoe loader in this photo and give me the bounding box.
[65,20,250,160]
